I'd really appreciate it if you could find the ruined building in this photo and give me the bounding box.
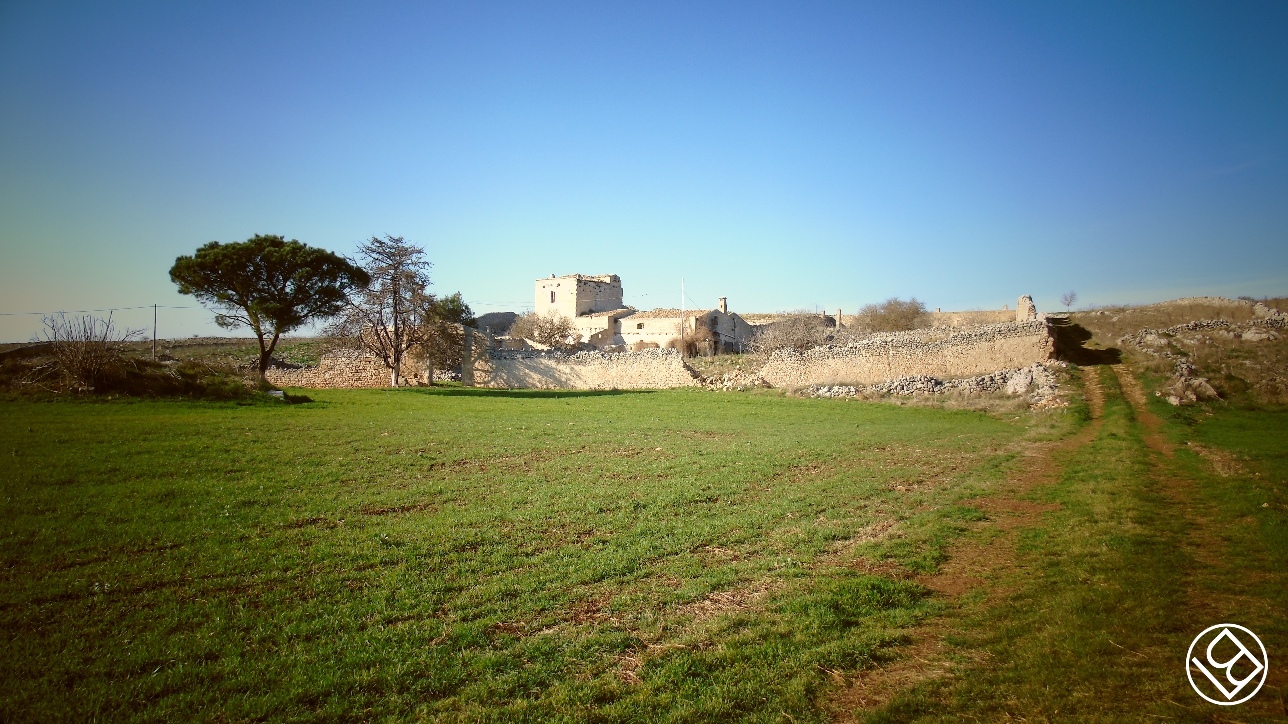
[533,273,755,352]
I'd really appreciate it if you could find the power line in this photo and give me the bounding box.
[0,304,201,317]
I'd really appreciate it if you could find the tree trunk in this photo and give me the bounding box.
[391,343,401,387]
[257,331,281,378]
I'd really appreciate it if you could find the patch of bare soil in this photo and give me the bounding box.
[1184,442,1247,478]
[828,366,1107,719]
[676,582,776,621]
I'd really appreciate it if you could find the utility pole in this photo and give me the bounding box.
[152,304,157,359]
[680,277,685,353]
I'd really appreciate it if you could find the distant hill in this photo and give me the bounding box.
[475,311,518,335]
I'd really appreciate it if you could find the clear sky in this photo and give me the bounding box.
[1,1,1286,341]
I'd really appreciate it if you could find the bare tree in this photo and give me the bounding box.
[36,313,142,390]
[327,235,433,386]
[667,324,716,357]
[507,311,580,349]
[1061,290,1078,310]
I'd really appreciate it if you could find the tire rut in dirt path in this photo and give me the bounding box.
[1109,362,1288,717]
[1109,364,1240,585]
[1111,364,1172,457]
[828,366,1107,720]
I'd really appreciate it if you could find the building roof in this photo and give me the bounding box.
[626,308,716,319]
[538,273,620,284]
[578,307,636,318]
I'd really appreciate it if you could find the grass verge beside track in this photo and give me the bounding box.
[866,365,1288,721]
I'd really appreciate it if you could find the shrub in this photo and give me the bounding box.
[36,313,142,391]
[748,313,833,353]
[665,325,716,357]
[854,298,928,332]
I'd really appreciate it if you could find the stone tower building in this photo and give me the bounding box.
[534,274,624,319]
[529,273,754,352]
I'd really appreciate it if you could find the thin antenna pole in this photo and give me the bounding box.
[152,304,157,359]
[680,277,685,352]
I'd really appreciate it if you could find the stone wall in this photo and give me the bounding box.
[265,350,391,389]
[922,309,1014,328]
[758,320,1055,389]
[472,348,699,389]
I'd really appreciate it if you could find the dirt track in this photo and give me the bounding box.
[829,366,1107,718]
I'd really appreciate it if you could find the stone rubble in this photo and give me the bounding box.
[264,349,391,389]
[759,320,1054,389]
[1118,301,1286,406]
[806,362,1062,408]
[703,369,771,391]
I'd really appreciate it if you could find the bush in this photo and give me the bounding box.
[36,313,141,391]
[3,353,269,401]
[748,313,833,353]
[854,298,928,332]
[665,325,716,357]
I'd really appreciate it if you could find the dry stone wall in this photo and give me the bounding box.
[473,348,699,389]
[808,362,1063,407]
[270,320,1055,392]
[758,321,1054,389]
[265,350,390,389]
[924,309,1013,328]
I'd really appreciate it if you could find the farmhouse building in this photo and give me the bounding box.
[533,273,755,352]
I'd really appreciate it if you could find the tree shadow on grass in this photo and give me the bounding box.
[1050,318,1122,365]
[409,387,655,399]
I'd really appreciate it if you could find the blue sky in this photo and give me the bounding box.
[1,1,1286,340]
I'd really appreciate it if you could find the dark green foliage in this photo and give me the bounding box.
[169,235,369,375]
[426,291,474,327]
[419,292,476,373]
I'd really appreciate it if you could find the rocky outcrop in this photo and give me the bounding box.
[1118,306,1287,406]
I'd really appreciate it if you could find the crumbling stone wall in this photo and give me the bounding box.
[1015,295,1038,322]
[473,348,699,389]
[923,310,1014,328]
[758,320,1054,389]
[265,350,391,388]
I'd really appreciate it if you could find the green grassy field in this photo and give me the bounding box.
[1,387,1055,721]
[2,371,1285,721]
